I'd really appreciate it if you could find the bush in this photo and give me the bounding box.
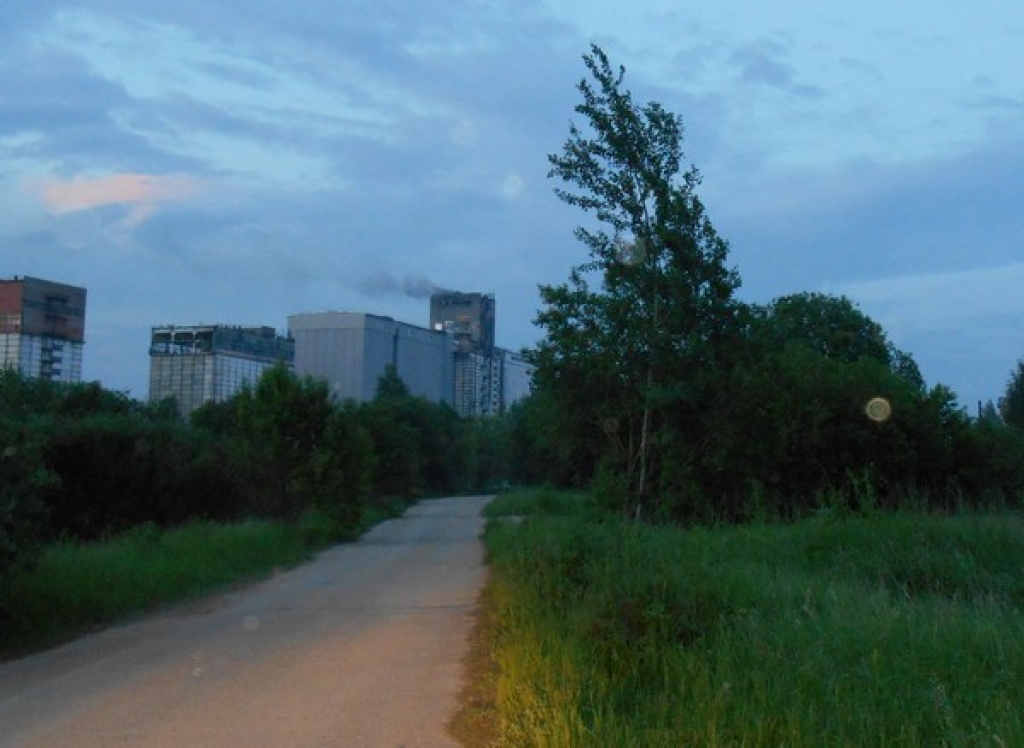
[0,419,55,571]
[41,415,242,540]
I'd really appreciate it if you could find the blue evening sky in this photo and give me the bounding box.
[2,1,1022,409]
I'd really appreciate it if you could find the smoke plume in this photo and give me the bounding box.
[356,271,449,299]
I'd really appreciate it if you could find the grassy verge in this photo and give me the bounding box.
[0,501,411,660]
[472,488,1024,746]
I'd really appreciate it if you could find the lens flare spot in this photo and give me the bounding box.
[865,397,892,422]
[501,174,524,197]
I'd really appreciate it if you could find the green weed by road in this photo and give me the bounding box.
[478,489,1024,746]
[0,503,408,659]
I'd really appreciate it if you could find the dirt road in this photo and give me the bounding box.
[0,495,492,748]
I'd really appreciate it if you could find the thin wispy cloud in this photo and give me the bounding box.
[38,173,203,218]
[731,38,825,99]
[830,263,1024,335]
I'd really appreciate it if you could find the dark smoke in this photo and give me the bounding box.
[356,271,449,299]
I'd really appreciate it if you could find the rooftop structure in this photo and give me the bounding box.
[148,324,294,416]
[429,291,495,354]
[0,275,87,383]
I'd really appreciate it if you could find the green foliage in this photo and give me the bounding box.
[484,487,592,519]
[361,367,429,498]
[485,491,1024,745]
[537,44,741,516]
[689,291,1022,519]
[0,419,55,572]
[752,292,890,364]
[0,360,512,579]
[1001,359,1024,429]
[703,344,967,519]
[527,46,1024,520]
[0,367,69,417]
[361,365,489,499]
[231,363,339,518]
[41,414,241,539]
[750,292,925,392]
[374,364,412,400]
[204,362,375,524]
[954,416,1024,506]
[0,370,241,545]
[315,402,374,525]
[504,391,574,487]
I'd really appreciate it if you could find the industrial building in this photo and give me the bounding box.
[289,312,454,404]
[449,345,534,417]
[428,291,534,417]
[148,324,295,416]
[0,275,86,383]
[453,349,502,417]
[429,291,495,353]
[142,293,534,418]
[426,291,509,416]
[500,349,534,410]
[288,300,533,416]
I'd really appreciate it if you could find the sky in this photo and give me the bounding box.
[2,1,1022,410]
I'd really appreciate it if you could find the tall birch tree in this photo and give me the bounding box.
[535,45,740,516]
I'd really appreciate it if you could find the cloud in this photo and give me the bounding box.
[730,38,824,99]
[38,173,204,222]
[707,136,1024,304]
[827,263,1024,406]
[12,173,207,248]
[829,263,1024,337]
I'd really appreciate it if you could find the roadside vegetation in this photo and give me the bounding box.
[0,513,353,658]
[0,364,505,658]
[456,46,1024,747]
[468,488,1024,746]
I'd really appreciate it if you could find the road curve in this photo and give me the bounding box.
[0,495,493,748]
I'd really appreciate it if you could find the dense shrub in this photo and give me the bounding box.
[0,362,518,552]
[40,415,242,540]
[0,419,55,571]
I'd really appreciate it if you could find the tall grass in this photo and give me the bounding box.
[0,510,360,658]
[483,490,1024,746]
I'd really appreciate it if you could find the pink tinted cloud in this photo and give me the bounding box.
[40,173,203,218]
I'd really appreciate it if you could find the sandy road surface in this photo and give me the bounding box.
[0,495,493,748]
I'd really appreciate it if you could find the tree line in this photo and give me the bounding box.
[522,44,1024,522]
[0,364,511,573]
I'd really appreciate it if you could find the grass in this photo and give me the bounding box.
[466,488,1024,746]
[0,502,411,660]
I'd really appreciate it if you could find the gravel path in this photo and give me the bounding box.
[0,496,492,748]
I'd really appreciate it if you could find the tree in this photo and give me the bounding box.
[232,363,339,518]
[310,402,373,526]
[1001,360,1024,429]
[753,293,889,364]
[360,366,423,498]
[751,292,925,389]
[536,44,741,516]
[707,342,962,519]
[361,365,473,498]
